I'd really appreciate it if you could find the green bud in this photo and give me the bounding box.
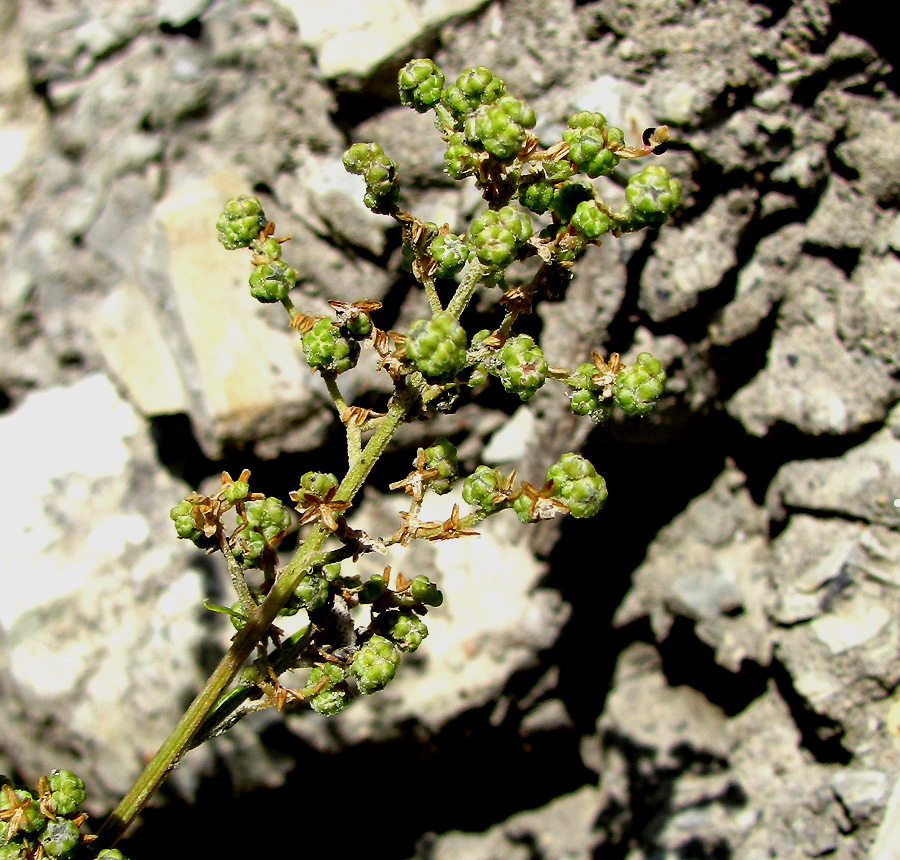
[570,200,610,240]
[245,497,291,541]
[351,635,401,695]
[399,59,445,112]
[169,498,209,546]
[0,790,44,834]
[623,165,681,225]
[550,180,594,222]
[409,574,443,607]
[323,562,342,581]
[357,573,387,604]
[512,492,540,524]
[249,261,296,303]
[382,609,428,652]
[613,352,666,415]
[468,206,533,268]
[405,312,468,381]
[342,142,400,213]
[294,571,329,612]
[260,237,282,261]
[519,180,560,215]
[546,453,607,518]
[429,232,470,279]
[97,851,130,860]
[303,663,344,694]
[497,334,548,401]
[309,688,350,716]
[222,479,250,503]
[299,471,339,498]
[563,113,623,178]
[216,195,267,250]
[423,436,458,495]
[40,819,81,858]
[462,465,507,514]
[302,318,360,374]
[466,96,535,161]
[47,770,86,816]
[344,313,372,339]
[441,67,506,125]
[444,133,479,179]
[567,363,609,421]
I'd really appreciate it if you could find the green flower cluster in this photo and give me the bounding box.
[496,334,548,401]
[429,232,469,279]
[423,436,458,495]
[380,610,428,652]
[302,664,349,716]
[169,497,206,544]
[405,312,468,381]
[462,465,508,515]
[0,771,124,860]
[563,111,625,178]
[546,453,607,518]
[302,319,360,375]
[294,570,329,611]
[298,470,339,498]
[351,635,402,695]
[623,165,681,226]
[249,261,297,303]
[465,95,536,161]
[233,496,291,568]
[468,206,533,268]
[399,59,445,112]
[216,195,267,249]
[398,574,444,607]
[613,352,667,415]
[342,142,400,213]
[441,66,506,124]
[567,363,608,420]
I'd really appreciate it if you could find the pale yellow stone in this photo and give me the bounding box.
[89,281,189,414]
[278,0,487,77]
[0,9,48,180]
[153,172,310,442]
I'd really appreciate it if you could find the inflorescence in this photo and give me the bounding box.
[174,58,676,730]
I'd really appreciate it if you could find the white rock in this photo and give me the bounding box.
[277,0,487,78]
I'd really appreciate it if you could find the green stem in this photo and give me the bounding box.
[422,275,443,315]
[446,260,487,319]
[95,393,413,849]
[189,623,314,749]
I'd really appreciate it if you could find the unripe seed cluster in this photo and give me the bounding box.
[0,772,127,860]
[195,57,677,743]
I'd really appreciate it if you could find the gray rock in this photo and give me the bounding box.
[615,464,773,671]
[277,0,489,78]
[0,375,209,808]
[768,419,900,530]
[413,785,603,860]
[639,189,756,322]
[727,254,899,436]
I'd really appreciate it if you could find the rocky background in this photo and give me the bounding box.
[1,0,899,858]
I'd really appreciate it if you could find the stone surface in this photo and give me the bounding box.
[0,375,209,807]
[639,189,756,322]
[277,0,489,78]
[615,464,773,672]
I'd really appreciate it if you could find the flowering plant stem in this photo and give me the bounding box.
[95,393,413,848]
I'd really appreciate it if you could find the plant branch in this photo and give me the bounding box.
[95,392,414,849]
